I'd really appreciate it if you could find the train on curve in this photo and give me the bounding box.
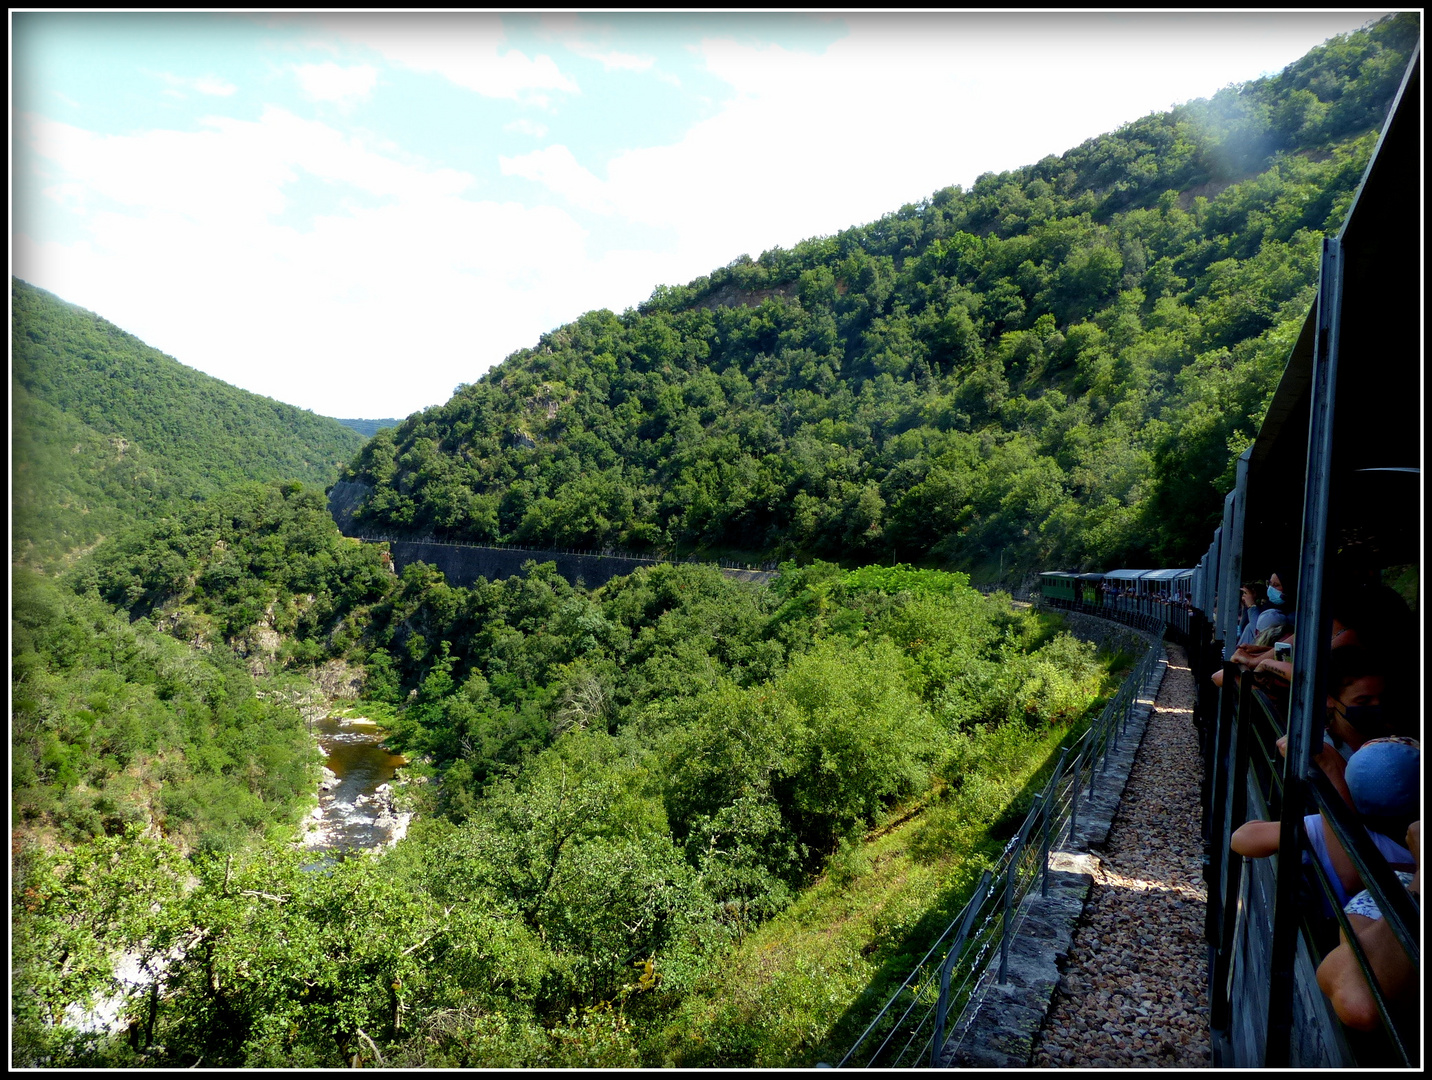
[1033,46,1420,1070]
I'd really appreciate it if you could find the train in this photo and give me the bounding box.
[1032,46,1420,1069]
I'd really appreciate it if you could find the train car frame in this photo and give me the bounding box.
[1032,47,1420,1067]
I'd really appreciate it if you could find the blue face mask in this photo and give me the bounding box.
[1266,585,1283,605]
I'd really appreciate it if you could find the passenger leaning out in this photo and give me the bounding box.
[1231,735,1419,915]
[1316,820,1420,1031]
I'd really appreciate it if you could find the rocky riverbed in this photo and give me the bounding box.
[298,712,413,854]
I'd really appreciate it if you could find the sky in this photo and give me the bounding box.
[11,10,1393,420]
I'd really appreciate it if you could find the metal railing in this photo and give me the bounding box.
[836,638,1165,1068]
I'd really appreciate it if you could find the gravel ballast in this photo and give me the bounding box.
[1030,642,1211,1068]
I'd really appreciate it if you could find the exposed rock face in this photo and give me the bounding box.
[314,659,364,699]
[327,480,373,537]
[233,624,282,676]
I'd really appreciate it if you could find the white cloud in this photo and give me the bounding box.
[17,11,1385,418]
[502,14,1392,288]
[192,75,239,97]
[583,50,656,73]
[22,108,472,229]
[315,14,579,100]
[504,117,549,138]
[499,145,611,214]
[13,106,619,416]
[294,62,379,105]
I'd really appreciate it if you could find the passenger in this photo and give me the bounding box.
[1251,568,1296,646]
[1231,736,1419,913]
[1211,569,1296,689]
[1264,647,1393,804]
[1321,646,1395,760]
[1316,820,1420,1032]
[1236,581,1270,648]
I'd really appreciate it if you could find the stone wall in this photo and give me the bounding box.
[383,540,776,589]
[327,482,775,590]
[1051,610,1157,657]
[385,539,661,590]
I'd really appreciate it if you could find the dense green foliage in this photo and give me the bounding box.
[68,480,393,667]
[11,278,365,566]
[12,18,1419,1069]
[341,17,1415,574]
[11,567,320,853]
[17,539,1110,1066]
[68,481,1100,842]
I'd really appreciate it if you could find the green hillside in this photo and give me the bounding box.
[10,15,1421,1070]
[11,278,365,567]
[340,15,1416,578]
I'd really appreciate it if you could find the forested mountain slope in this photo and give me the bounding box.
[11,279,366,566]
[340,15,1417,576]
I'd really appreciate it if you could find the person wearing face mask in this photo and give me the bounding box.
[1245,583,1370,687]
[1212,569,1297,689]
[1252,569,1296,646]
[1236,581,1270,648]
[1270,646,1394,806]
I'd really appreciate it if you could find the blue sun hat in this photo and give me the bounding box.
[1345,736,1420,838]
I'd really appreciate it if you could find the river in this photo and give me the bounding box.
[67,710,412,1037]
[302,712,412,853]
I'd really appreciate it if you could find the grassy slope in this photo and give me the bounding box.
[648,631,1125,1066]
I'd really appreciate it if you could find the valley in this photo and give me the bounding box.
[10,15,1420,1069]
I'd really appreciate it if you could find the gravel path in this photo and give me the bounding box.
[1031,642,1210,1068]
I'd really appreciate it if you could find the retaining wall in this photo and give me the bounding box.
[385,540,662,590]
[328,482,775,590]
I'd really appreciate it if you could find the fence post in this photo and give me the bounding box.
[999,830,1022,983]
[1037,791,1051,898]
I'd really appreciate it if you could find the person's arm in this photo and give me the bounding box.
[1315,814,1415,900]
[1230,644,1273,668]
[1231,819,1281,857]
[1252,655,1293,683]
[1316,914,1411,1031]
[1276,733,1352,807]
[1315,821,1421,1032]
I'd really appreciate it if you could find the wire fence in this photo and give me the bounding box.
[835,638,1166,1069]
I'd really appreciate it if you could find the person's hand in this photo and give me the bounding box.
[1312,741,1348,784]
[1276,733,1347,780]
